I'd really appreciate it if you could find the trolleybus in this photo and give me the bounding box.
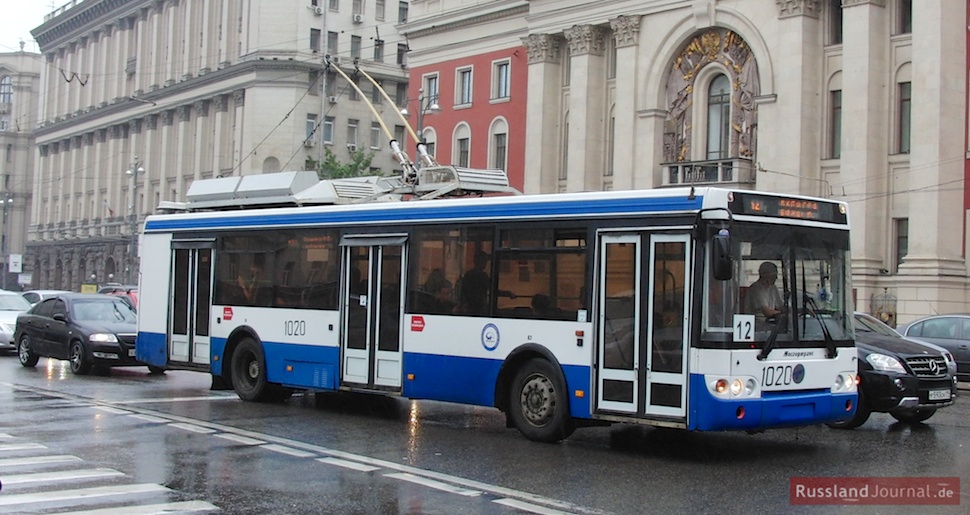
[135,172,858,442]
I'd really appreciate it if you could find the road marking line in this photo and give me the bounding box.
[316,457,380,472]
[215,433,266,446]
[0,432,12,438]
[0,442,47,452]
[0,455,83,468]
[385,472,482,497]
[93,406,132,415]
[128,414,170,423]
[0,483,169,506]
[57,500,220,514]
[1,468,125,486]
[262,444,317,458]
[112,395,238,404]
[168,422,216,434]
[494,498,573,515]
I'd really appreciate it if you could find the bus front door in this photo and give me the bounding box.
[169,243,214,367]
[340,239,405,390]
[596,233,690,420]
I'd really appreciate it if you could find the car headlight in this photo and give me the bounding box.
[89,333,119,343]
[865,353,906,374]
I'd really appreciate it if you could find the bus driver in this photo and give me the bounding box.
[744,261,783,326]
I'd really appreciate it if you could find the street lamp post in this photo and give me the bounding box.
[0,194,12,290]
[400,88,440,166]
[126,158,145,285]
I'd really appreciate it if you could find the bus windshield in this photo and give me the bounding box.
[702,222,853,348]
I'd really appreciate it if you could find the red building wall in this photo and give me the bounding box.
[409,47,529,191]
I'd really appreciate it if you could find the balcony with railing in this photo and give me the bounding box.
[661,158,756,188]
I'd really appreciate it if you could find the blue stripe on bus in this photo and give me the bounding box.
[135,331,167,367]
[144,196,704,232]
[402,353,590,418]
[687,374,856,430]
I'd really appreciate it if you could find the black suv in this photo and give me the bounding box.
[828,312,957,429]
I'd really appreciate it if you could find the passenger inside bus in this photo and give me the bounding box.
[743,261,783,327]
[457,252,491,314]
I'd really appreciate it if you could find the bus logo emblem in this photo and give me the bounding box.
[223,307,233,321]
[411,316,425,332]
[481,324,500,351]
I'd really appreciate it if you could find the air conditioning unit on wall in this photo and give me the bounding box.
[328,96,339,104]
[352,13,363,23]
[304,139,316,148]
[313,6,323,15]
[347,143,357,152]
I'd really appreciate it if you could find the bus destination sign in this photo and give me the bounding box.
[729,193,847,224]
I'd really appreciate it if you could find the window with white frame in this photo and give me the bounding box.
[706,75,730,160]
[310,29,321,53]
[898,0,912,35]
[895,218,909,270]
[327,32,338,55]
[492,60,510,100]
[0,77,10,104]
[457,138,470,167]
[456,68,472,105]
[352,0,363,15]
[453,124,471,167]
[371,81,382,104]
[489,118,508,171]
[374,40,384,62]
[329,0,339,11]
[347,119,359,146]
[351,36,361,59]
[306,114,318,140]
[371,122,381,149]
[376,0,386,20]
[323,116,335,143]
[830,90,842,159]
[424,74,439,104]
[398,1,408,23]
[828,0,842,45]
[898,82,911,154]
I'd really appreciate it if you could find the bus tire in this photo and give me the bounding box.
[231,337,272,402]
[509,358,575,443]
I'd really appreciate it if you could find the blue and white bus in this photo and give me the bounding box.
[136,172,858,442]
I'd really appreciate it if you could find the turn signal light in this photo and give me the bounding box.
[715,379,728,394]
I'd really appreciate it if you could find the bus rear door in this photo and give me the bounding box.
[168,241,215,367]
[339,235,406,390]
[596,232,691,420]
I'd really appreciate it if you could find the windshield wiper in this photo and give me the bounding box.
[803,294,837,358]
[757,310,788,361]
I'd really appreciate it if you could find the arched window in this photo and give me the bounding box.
[452,123,471,167]
[706,75,731,160]
[421,127,437,158]
[0,76,11,104]
[488,118,508,171]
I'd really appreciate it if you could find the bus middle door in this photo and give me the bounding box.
[339,235,406,390]
[168,241,214,367]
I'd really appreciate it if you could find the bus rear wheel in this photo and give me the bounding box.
[231,338,273,402]
[509,358,575,443]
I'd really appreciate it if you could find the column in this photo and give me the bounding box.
[522,34,563,194]
[212,95,228,175]
[563,25,607,193]
[149,3,162,90]
[181,0,194,81]
[100,24,115,105]
[159,110,174,201]
[193,100,209,178]
[219,0,232,68]
[165,1,179,86]
[199,0,211,75]
[609,15,640,190]
[840,0,889,276]
[233,89,246,175]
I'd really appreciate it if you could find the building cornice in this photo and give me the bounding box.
[32,0,156,52]
[775,0,821,19]
[405,2,529,39]
[842,0,887,7]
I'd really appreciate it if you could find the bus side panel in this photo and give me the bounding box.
[264,342,340,389]
[402,352,502,406]
[135,232,174,367]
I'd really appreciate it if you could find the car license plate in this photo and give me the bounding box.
[928,389,949,401]
[128,349,136,357]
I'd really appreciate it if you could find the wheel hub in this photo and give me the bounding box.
[521,375,555,425]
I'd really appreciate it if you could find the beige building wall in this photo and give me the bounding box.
[29,0,412,288]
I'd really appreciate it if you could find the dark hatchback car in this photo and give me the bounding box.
[899,314,970,382]
[15,293,145,375]
[828,312,957,429]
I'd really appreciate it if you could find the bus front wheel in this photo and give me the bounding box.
[509,358,575,443]
[231,338,272,402]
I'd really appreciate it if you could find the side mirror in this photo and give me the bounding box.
[53,313,67,322]
[711,229,733,281]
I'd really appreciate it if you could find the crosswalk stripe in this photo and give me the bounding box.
[261,444,316,458]
[493,498,572,515]
[0,455,83,468]
[128,414,170,424]
[0,432,13,438]
[57,500,221,514]
[168,423,216,434]
[93,406,132,415]
[316,457,380,473]
[1,468,125,486]
[215,433,266,446]
[384,472,483,497]
[0,483,169,506]
[0,442,48,452]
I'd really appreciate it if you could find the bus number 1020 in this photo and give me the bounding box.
[284,320,306,336]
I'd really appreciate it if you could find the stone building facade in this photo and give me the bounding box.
[28,0,413,288]
[405,0,966,323]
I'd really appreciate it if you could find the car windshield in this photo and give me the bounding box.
[0,295,32,311]
[72,299,137,323]
[854,314,900,337]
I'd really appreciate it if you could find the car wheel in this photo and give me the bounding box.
[231,337,272,402]
[508,358,575,443]
[826,388,870,430]
[69,340,92,375]
[147,365,167,375]
[18,334,39,367]
[890,408,937,424]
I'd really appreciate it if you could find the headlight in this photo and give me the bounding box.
[89,333,119,343]
[865,353,906,373]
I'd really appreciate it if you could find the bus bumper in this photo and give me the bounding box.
[689,375,857,431]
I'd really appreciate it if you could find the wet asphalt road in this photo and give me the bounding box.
[0,355,968,514]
